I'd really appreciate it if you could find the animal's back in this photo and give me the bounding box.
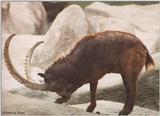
[70,31,147,78]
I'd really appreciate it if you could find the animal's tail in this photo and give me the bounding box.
[145,51,155,71]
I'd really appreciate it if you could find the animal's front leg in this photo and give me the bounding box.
[86,81,98,112]
[55,97,69,104]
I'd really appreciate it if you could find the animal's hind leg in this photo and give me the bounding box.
[119,54,145,115]
[86,81,98,112]
[119,68,137,115]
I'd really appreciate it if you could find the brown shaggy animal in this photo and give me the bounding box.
[4,31,154,115]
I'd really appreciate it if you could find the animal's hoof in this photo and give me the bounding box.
[55,98,65,104]
[96,111,100,114]
[86,105,95,112]
[118,110,129,115]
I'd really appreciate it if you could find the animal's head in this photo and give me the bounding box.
[37,72,72,97]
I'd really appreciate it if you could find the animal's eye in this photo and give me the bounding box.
[44,78,50,84]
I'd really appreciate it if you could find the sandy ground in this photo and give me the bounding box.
[2,91,159,115]
[2,92,97,115]
[71,100,160,116]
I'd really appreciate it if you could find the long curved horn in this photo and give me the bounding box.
[24,41,44,80]
[3,34,48,91]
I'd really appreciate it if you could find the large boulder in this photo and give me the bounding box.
[31,5,89,69]
[2,2,48,35]
[85,2,160,52]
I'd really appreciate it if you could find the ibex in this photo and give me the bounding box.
[4,31,154,115]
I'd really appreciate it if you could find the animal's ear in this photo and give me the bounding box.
[37,73,46,78]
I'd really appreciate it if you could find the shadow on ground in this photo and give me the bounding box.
[68,70,159,111]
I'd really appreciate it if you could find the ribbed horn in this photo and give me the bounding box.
[3,34,48,91]
[24,41,44,80]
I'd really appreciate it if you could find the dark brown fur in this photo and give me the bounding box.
[38,31,154,115]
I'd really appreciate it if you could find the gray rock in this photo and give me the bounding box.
[31,5,89,70]
[151,39,160,54]
[2,2,48,35]
[85,2,160,52]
